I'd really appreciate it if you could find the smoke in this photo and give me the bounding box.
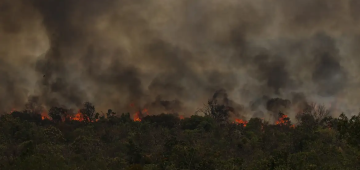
[1,0,360,118]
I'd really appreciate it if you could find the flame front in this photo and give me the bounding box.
[235,118,248,126]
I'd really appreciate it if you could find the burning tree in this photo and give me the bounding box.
[276,112,294,128]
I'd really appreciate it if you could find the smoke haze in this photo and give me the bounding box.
[1,0,360,120]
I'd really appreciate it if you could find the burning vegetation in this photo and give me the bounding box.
[1,89,359,170]
[4,93,322,129]
[2,0,360,168]
[1,99,359,169]
[234,119,248,127]
[3,89,335,129]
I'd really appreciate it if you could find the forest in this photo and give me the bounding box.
[3,0,360,169]
[0,99,360,170]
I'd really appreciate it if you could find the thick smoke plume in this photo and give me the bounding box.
[1,0,360,120]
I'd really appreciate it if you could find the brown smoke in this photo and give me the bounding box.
[1,0,360,118]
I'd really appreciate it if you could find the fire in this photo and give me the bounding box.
[68,110,92,122]
[130,102,148,121]
[41,111,50,120]
[133,109,148,122]
[235,118,248,127]
[276,114,295,128]
[134,112,141,122]
[71,112,84,121]
[276,114,288,125]
[179,115,184,120]
[41,115,49,120]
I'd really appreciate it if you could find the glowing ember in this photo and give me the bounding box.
[235,118,248,126]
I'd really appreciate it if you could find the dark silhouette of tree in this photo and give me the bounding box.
[106,109,116,118]
[11,111,42,123]
[200,99,230,124]
[80,102,95,122]
[49,107,67,123]
[119,112,132,123]
[142,113,180,129]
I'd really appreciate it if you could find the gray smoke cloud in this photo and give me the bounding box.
[1,0,360,120]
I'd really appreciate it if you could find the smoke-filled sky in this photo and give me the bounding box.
[1,0,360,119]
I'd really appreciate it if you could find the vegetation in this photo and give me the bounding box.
[0,102,360,170]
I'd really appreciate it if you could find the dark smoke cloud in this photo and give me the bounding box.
[1,0,360,118]
[209,89,246,119]
[266,98,291,118]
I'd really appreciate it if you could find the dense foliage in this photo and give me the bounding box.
[1,104,360,170]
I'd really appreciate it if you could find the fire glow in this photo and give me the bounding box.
[12,109,96,122]
[234,118,248,126]
[276,114,295,128]
[10,108,296,127]
[69,112,89,122]
[134,111,142,122]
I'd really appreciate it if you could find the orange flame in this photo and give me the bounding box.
[71,112,84,121]
[134,112,141,122]
[41,111,50,120]
[41,115,49,120]
[133,108,149,122]
[276,114,288,125]
[179,115,184,120]
[235,118,248,127]
[276,114,295,128]
[69,111,91,122]
[8,108,99,122]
